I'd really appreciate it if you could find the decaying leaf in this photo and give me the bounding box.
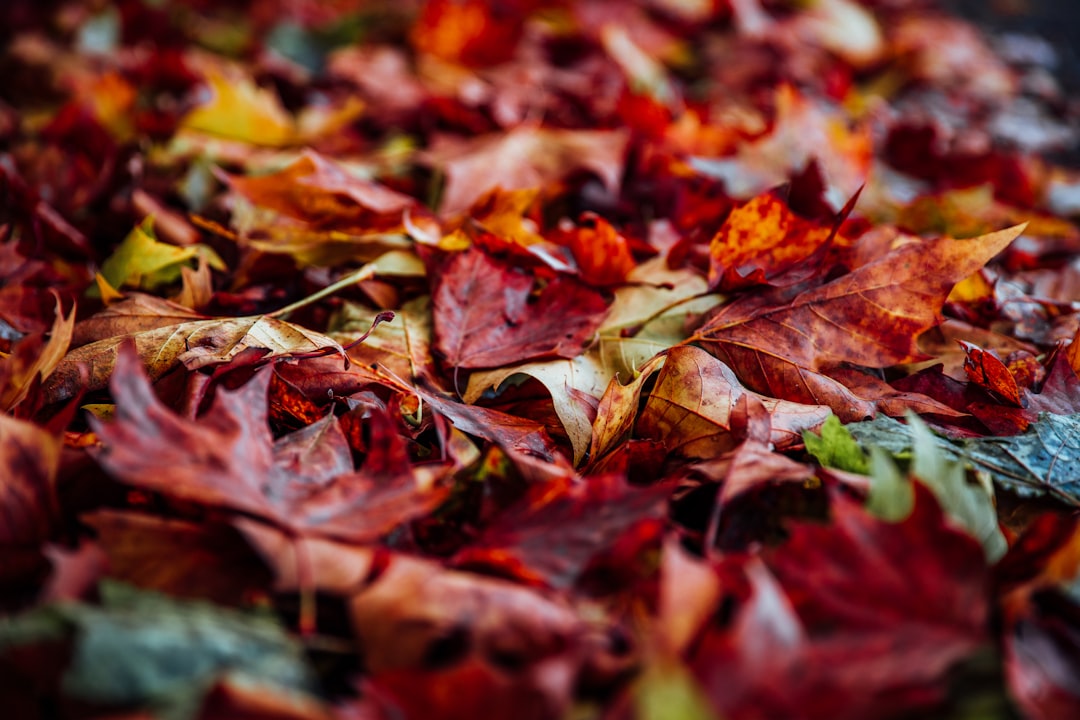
[849,412,1080,507]
[694,225,1023,414]
[44,313,346,405]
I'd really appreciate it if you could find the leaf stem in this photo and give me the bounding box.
[269,263,376,320]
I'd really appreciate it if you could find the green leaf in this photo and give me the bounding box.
[803,414,869,474]
[867,445,913,522]
[849,415,1007,561]
[0,582,318,719]
[906,413,1007,563]
[634,661,718,720]
[100,218,224,291]
[847,413,1080,508]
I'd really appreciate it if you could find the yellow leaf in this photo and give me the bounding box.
[180,68,296,147]
[100,219,223,291]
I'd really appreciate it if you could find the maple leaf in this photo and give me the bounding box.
[551,213,637,287]
[429,245,610,371]
[452,473,668,589]
[463,255,720,464]
[637,345,832,457]
[693,225,1023,415]
[707,188,839,292]
[423,125,629,215]
[692,485,989,719]
[91,345,442,545]
[223,150,417,230]
[0,295,73,412]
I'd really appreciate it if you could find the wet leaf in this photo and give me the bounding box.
[848,412,1080,507]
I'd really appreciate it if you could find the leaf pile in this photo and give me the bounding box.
[4,1,1080,718]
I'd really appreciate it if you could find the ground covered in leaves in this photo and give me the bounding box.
[4,0,1080,718]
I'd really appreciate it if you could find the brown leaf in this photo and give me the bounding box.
[70,293,206,348]
[93,345,440,548]
[44,313,345,405]
[430,246,610,370]
[0,414,60,545]
[91,344,280,519]
[637,345,831,457]
[0,295,74,411]
[694,226,1023,408]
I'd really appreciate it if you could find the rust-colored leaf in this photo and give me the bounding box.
[0,414,60,545]
[961,340,1024,406]
[694,226,1022,408]
[430,246,610,370]
[223,150,416,230]
[637,346,832,457]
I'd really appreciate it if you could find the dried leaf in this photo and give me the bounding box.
[44,314,345,405]
[695,226,1023,411]
[430,246,610,370]
[637,346,831,457]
